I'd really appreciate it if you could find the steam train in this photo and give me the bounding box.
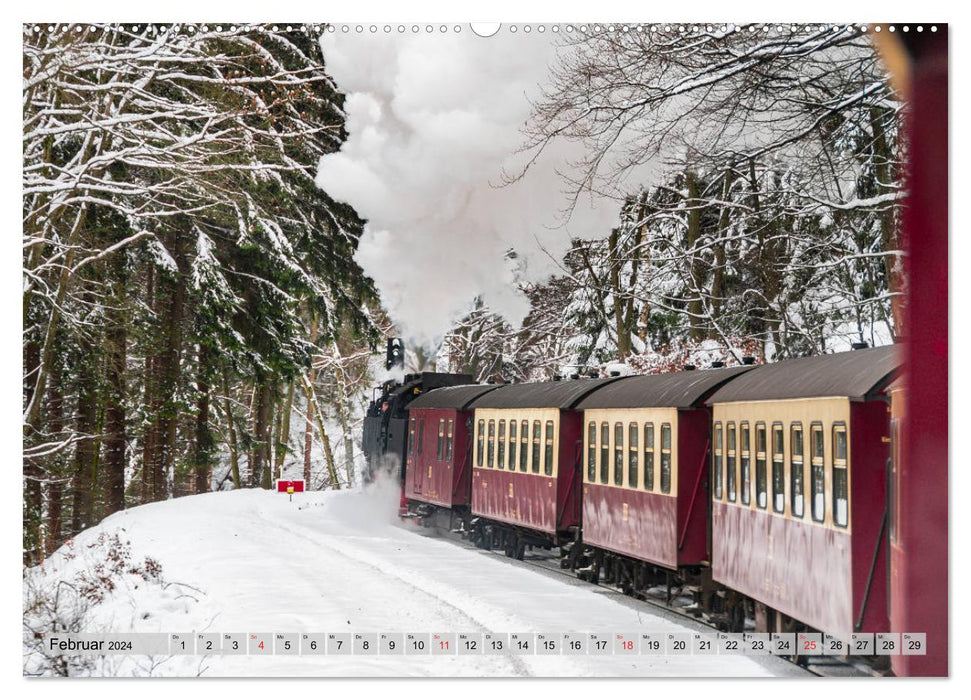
[363,344,936,673]
[362,29,947,678]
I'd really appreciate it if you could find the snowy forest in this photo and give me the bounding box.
[23,24,903,565]
[439,27,903,381]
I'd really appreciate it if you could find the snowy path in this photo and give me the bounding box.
[30,486,804,677]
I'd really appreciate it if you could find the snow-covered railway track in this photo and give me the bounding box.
[405,519,873,677]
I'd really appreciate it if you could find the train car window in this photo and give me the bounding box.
[437,419,445,460]
[644,423,655,491]
[628,423,639,490]
[476,419,484,467]
[544,421,555,476]
[508,420,517,470]
[520,420,529,472]
[487,420,495,468]
[614,423,624,486]
[727,422,737,502]
[446,419,454,462]
[833,424,848,528]
[772,423,784,513]
[790,423,805,518]
[418,418,425,455]
[587,422,597,483]
[740,422,751,506]
[600,422,610,484]
[811,423,825,522]
[755,423,767,509]
[497,420,506,470]
[713,422,723,500]
[532,421,542,474]
[660,423,672,494]
[409,418,416,457]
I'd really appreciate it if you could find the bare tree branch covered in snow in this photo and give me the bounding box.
[23,24,382,565]
[510,25,905,366]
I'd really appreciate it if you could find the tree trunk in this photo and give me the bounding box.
[250,382,274,489]
[25,204,90,433]
[192,344,214,494]
[160,239,187,499]
[45,363,65,556]
[608,229,632,360]
[871,106,904,336]
[304,313,319,485]
[303,391,314,486]
[304,374,340,489]
[140,265,158,503]
[143,232,187,502]
[748,159,783,357]
[221,368,241,489]
[274,380,295,481]
[23,340,43,564]
[71,352,99,535]
[685,171,706,341]
[331,343,357,487]
[710,168,735,328]
[103,258,127,515]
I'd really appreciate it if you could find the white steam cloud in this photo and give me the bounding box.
[316,31,637,345]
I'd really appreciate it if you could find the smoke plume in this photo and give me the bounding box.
[316,30,633,345]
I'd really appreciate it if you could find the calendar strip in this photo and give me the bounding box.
[43,632,926,656]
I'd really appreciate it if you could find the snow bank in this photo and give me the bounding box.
[25,487,794,677]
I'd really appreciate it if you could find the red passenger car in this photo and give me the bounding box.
[707,347,900,636]
[468,378,619,557]
[574,367,751,585]
[403,384,500,527]
[888,28,948,677]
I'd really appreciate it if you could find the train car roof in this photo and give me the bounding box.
[706,345,900,404]
[469,377,623,410]
[576,366,754,410]
[408,383,502,410]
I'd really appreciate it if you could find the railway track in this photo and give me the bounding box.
[404,518,883,677]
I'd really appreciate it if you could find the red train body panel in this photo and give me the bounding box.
[708,349,897,636]
[713,502,853,634]
[577,369,750,571]
[675,408,711,567]
[848,401,891,635]
[712,402,889,636]
[404,407,473,508]
[580,408,710,570]
[583,486,677,568]
[891,27,948,678]
[471,410,582,535]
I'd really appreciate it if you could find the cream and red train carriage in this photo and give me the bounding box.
[403,384,502,527]
[706,346,900,637]
[467,378,620,558]
[572,367,751,591]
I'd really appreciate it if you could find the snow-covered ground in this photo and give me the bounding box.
[24,483,803,677]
